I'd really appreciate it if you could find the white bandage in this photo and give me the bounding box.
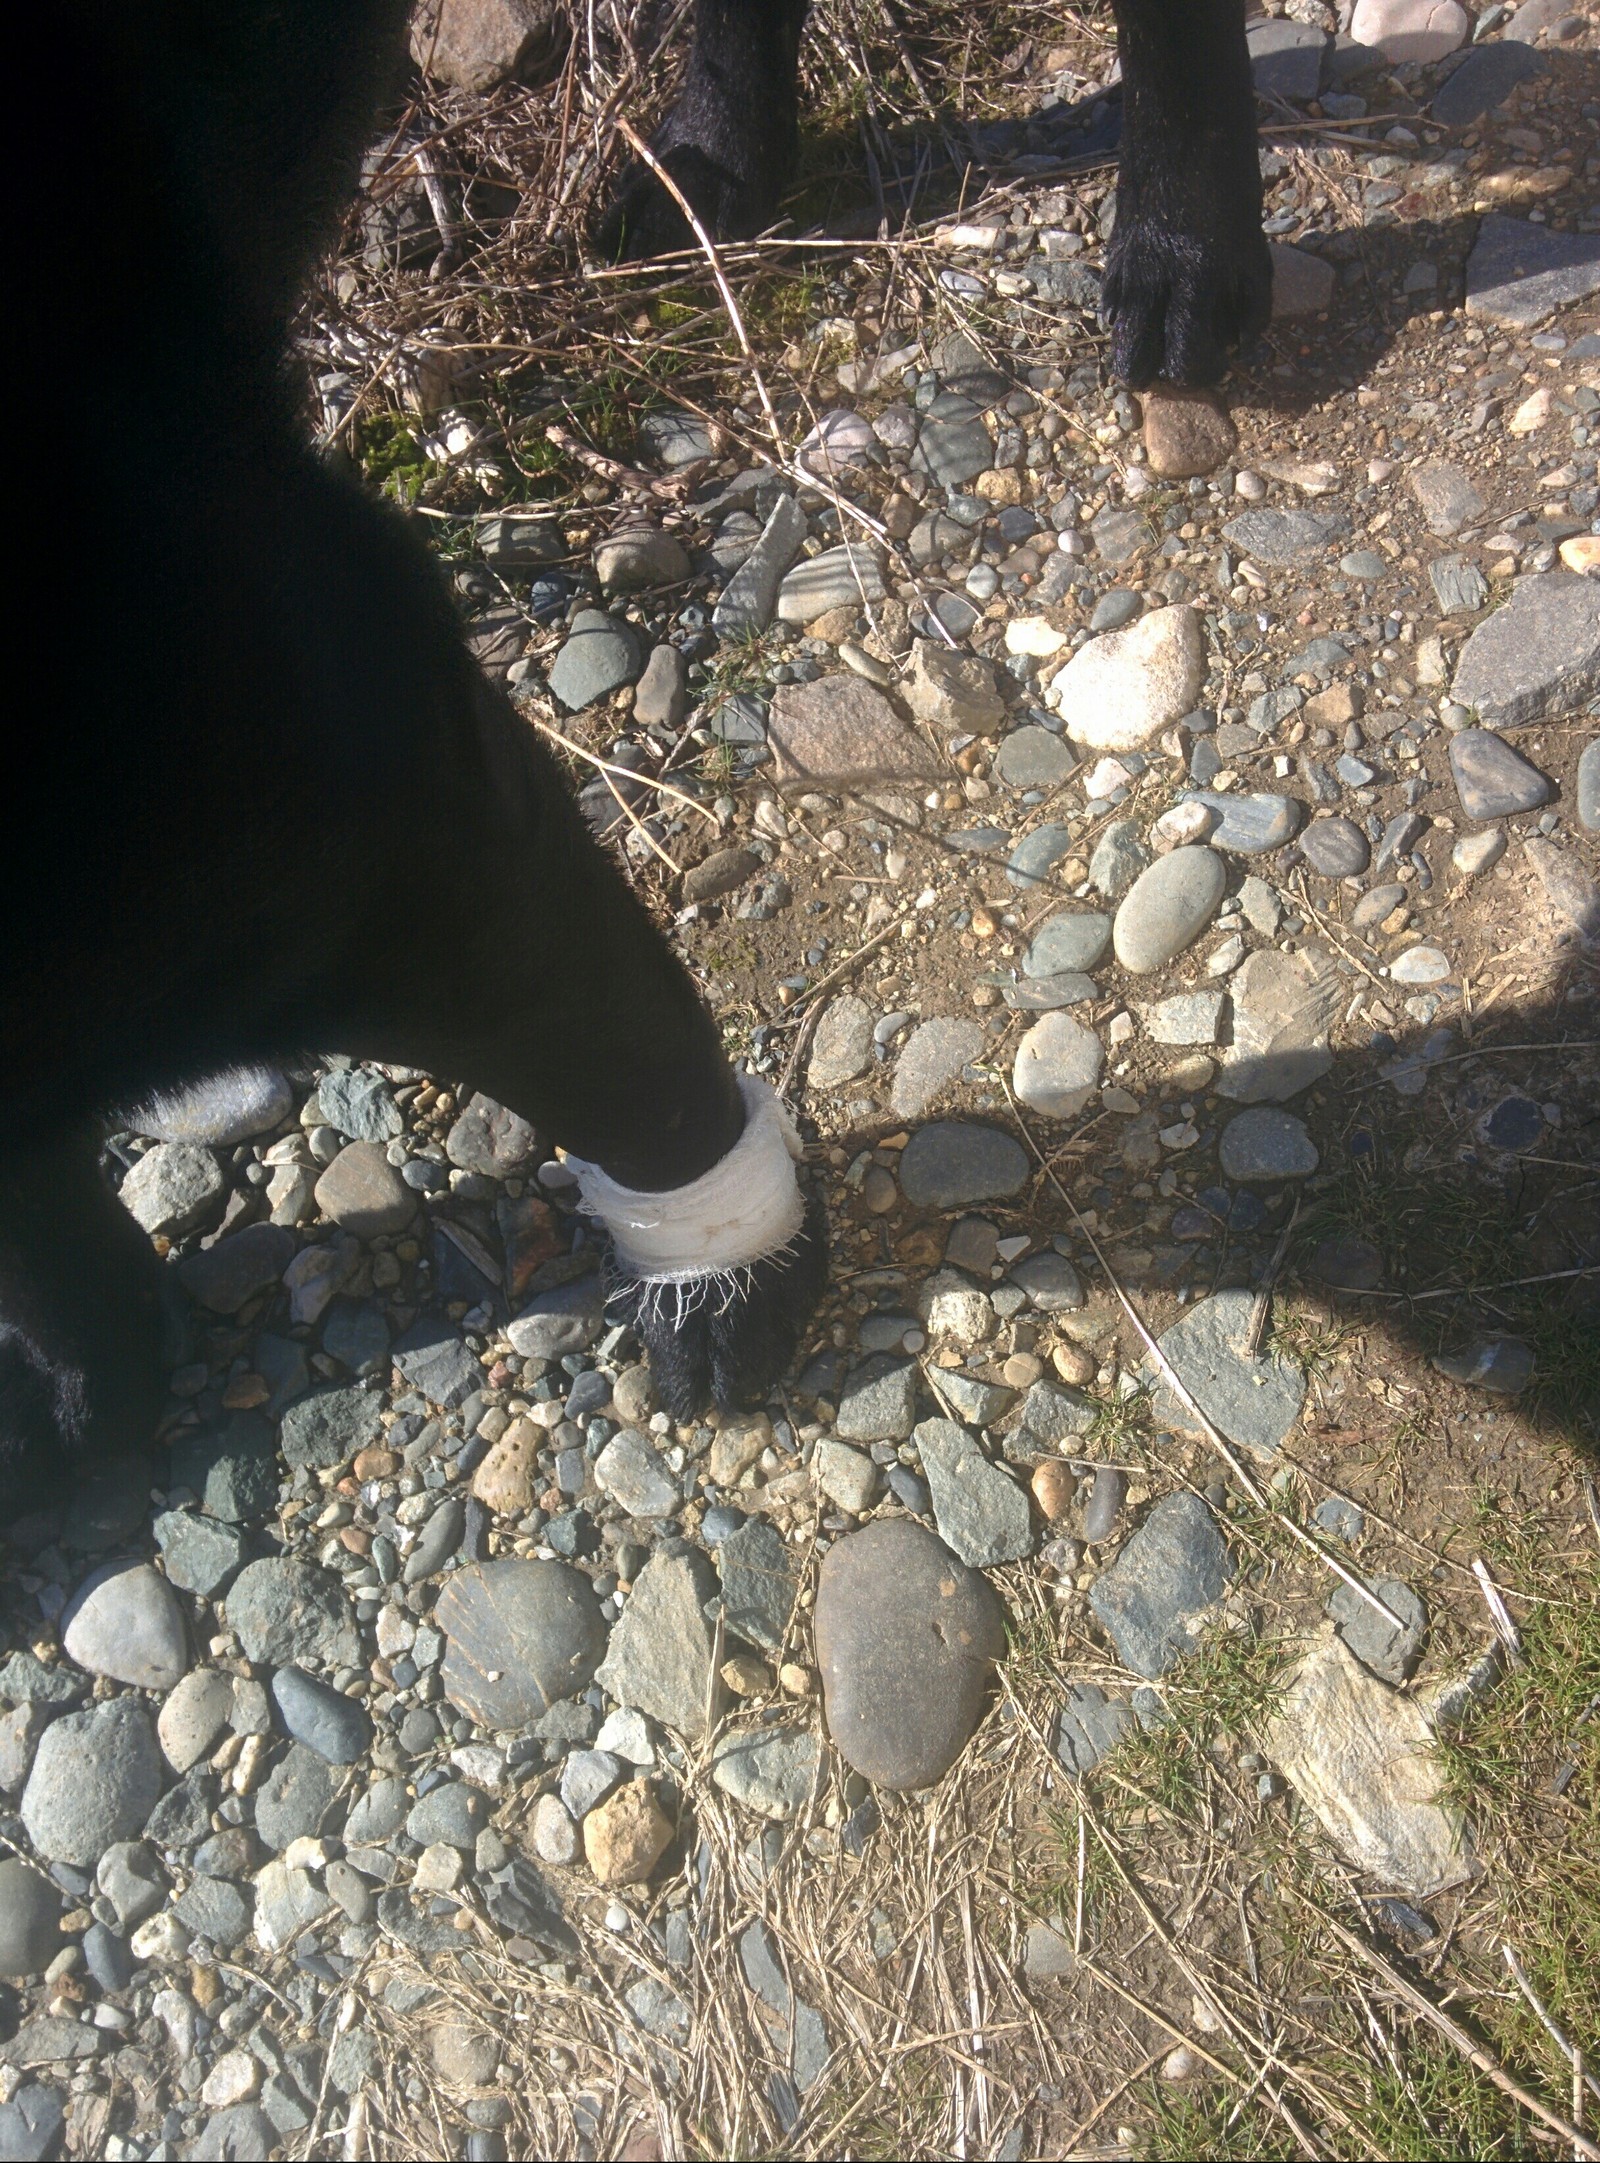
[566,1074,805,1282]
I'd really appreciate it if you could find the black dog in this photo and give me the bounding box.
[600,0,1275,388]
[2,2,823,1514]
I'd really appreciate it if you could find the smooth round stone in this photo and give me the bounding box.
[1351,882,1406,933]
[1185,791,1300,854]
[593,526,691,592]
[1013,1013,1104,1119]
[313,1142,416,1238]
[1024,911,1112,977]
[131,1065,294,1147]
[1113,847,1227,974]
[1006,822,1075,890]
[435,1560,607,1729]
[1309,1234,1384,1290]
[1447,729,1553,821]
[0,1859,61,1980]
[547,613,643,712]
[994,727,1076,791]
[61,1562,187,1693]
[1433,1334,1534,1395]
[815,1519,1005,1792]
[1339,551,1387,582]
[1389,946,1450,985]
[1218,1108,1319,1182]
[1081,1466,1128,1544]
[1140,384,1237,480]
[1299,816,1371,879]
[270,1667,373,1765]
[21,1699,163,1867]
[899,1123,1030,1209]
[157,1668,234,1773]
[1090,589,1143,633]
[1578,738,1599,832]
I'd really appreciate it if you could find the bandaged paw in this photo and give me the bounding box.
[566,1075,804,1281]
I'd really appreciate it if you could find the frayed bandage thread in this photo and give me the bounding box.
[566,1075,805,1285]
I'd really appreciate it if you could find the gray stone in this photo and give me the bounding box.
[320,1298,389,1377]
[394,1320,482,1410]
[445,1092,538,1179]
[1248,16,1326,96]
[173,1874,253,1951]
[624,1976,690,2042]
[1088,819,1150,900]
[775,543,888,626]
[1408,461,1485,538]
[1222,508,1350,566]
[1089,508,1150,568]
[1220,1107,1319,1181]
[0,1861,60,1980]
[177,1222,297,1315]
[225,1557,362,1670]
[1451,574,1600,726]
[1023,1919,1077,1979]
[1217,946,1340,1104]
[21,1699,163,1866]
[271,1667,372,1764]
[254,1742,347,1851]
[814,1438,881,1514]
[1010,1252,1084,1313]
[1340,551,1387,583]
[638,410,717,469]
[0,1653,85,1712]
[1270,242,1336,316]
[1024,911,1112,976]
[595,1548,719,1739]
[1003,972,1097,1013]
[808,995,874,1088]
[1090,589,1143,633]
[707,692,767,746]
[94,1842,166,1929]
[718,1519,797,1653]
[713,495,807,637]
[118,1142,225,1235]
[1082,1466,1128,1543]
[313,1142,416,1237]
[507,1276,605,1359]
[995,727,1076,791]
[1016,1380,1097,1450]
[1433,1334,1534,1394]
[1430,556,1488,616]
[476,512,564,567]
[58,1451,153,1552]
[133,1066,294,1147]
[900,1122,1029,1209]
[1524,838,1600,942]
[1578,739,1599,833]
[436,1559,605,1729]
[1144,1289,1307,1456]
[892,1018,984,1118]
[61,1561,186,1692]
[318,1068,402,1143]
[634,643,689,730]
[1312,1496,1365,1542]
[594,1430,681,1518]
[407,1781,490,1848]
[1434,41,1544,125]
[815,1519,1006,1791]
[683,846,760,903]
[834,1355,920,1442]
[1299,816,1370,878]
[711,1725,821,1819]
[157,1668,233,1773]
[547,612,642,711]
[913,1418,1033,1568]
[346,1778,408,1844]
[1389,945,1451,985]
[911,394,994,488]
[1006,823,1075,889]
[1141,991,1224,1046]
[594,525,690,592]
[1185,791,1300,854]
[1013,1012,1103,1118]
[253,1860,331,1953]
[171,1416,279,1524]
[927,1370,1014,1429]
[1352,881,1406,934]
[1328,1576,1427,1684]
[1089,1493,1234,1680]
[1054,1682,1135,1776]
[1113,846,1227,973]
[281,1384,383,1472]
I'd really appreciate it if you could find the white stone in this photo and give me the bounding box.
[1349,0,1468,63]
[916,1270,996,1348]
[1013,1013,1104,1119]
[130,1911,189,1965]
[1508,386,1555,435]
[201,2050,262,2110]
[1047,605,1205,752]
[1004,617,1070,658]
[62,1563,188,1693]
[118,1143,225,1236]
[413,1842,464,1894]
[157,1669,233,1774]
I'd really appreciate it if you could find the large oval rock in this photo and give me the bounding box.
[1113,847,1227,973]
[1047,603,1205,751]
[815,1519,1005,1792]
[61,1562,187,1692]
[21,1699,164,1867]
[435,1560,607,1729]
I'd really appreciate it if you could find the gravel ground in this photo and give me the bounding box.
[1,5,1597,2158]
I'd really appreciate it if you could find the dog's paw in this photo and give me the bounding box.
[1102,212,1272,389]
[607,1191,829,1421]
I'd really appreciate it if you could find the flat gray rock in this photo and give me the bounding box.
[1217,946,1340,1104]
[1220,1107,1320,1181]
[808,994,874,1087]
[184,1225,300,1323]
[1006,822,1075,890]
[1434,40,1542,124]
[1089,818,1150,900]
[914,1418,1033,1567]
[1328,1576,1427,1684]
[547,610,642,711]
[507,1277,605,1359]
[1113,847,1226,973]
[1577,738,1599,832]
[118,1142,225,1236]
[436,1560,607,1729]
[995,726,1076,791]
[1143,1289,1307,1456]
[1090,1493,1233,1680]
[1015,1379,1097,1450]
[1090,508,1150,568]
[1248,15,1325,96]
[1524,838,1600,942]
[318,1068,401,1143]
[1467,213,1600,325]
[393,1320,481,1409]
[225,1557,361,1670]
[815,1519,1005,1791]
[1299,816,1370,878]
[637,410,717,468]
[1222,508,1350,566]
[1009,1251,1084,1313]
[0,1860,61,1981]
[1407,461,1485,538]
[1451,574,1600,727]
[1013,1012,1103,1119]
[834,1355,920,1442]
[892,1017,984,1118]
[1141,990,1224,1046]
[1024,911,1112,976]
[911,393,994,488]
[254,1743,346,1853]
[61,1562,186,1692]
[1055,1682,1135,1775]
[1433,1334,1535,1394]
[280,1385,383,1472]
[153,1509,245,1598]
[270,1667,372,1765]
[21,1699,163,1867]
[595,1549,719,1739]
[1429,556,1488,616]
[1185,791,1300,854]
[717,1518,797,1653]
[711,1725,821,1820]
[899,1123,1029,1209]
[594,1430,681,1519]
[775,543,888,626]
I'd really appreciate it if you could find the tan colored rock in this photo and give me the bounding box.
[1140,385,1237,480]
[410,0,567,93]
[1560,535,1600,576]
[900,639,1008,736]
[470,1416,541,1515]
[709,1411,771,1486]
[1051,1342,1096,1388]
[1030,1460,1077,1520]
[767,675,940,793]
[313,1142,415,1238]
[683,847,759,904]
[1004,617,1069,659]
[583,1779,674,1886]
[1259,457,1341,497]
[720,1654,772,1697]
[806,604,860,644]
[1304,683,1362,729]
[974,468,1024,506]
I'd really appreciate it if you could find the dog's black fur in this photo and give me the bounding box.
[2,1,825,1513]
[601,0,1274,387]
